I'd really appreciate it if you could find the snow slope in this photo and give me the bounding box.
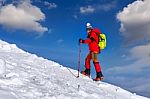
[0,40,148,99]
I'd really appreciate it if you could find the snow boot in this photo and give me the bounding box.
[93,72,104,81]
[81,69,90,78]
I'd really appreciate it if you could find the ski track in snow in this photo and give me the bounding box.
[0,40,149,99]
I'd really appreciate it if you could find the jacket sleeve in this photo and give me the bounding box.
[83,36,95,44]
[83,38,91,44]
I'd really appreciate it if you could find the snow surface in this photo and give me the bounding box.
[0,39,149,99]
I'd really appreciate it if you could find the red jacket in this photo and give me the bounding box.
[83,28,101,53]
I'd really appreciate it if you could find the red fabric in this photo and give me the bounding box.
[85,56,102,72]
[94,62,101,72]
[83,28,101,52]
[85,55,91,69]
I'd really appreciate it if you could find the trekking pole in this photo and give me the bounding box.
[77,43,82,78]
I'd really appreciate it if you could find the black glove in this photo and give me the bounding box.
[79,38,84,43]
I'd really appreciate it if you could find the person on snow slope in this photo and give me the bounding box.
[79,23,104,81]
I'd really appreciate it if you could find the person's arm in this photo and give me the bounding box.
[83,37,94,44]
[79,32,95,44]
[79,37,95,44]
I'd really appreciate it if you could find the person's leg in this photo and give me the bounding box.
[81,52,92,76]
[85,52,92,70]
[91,52,104,80]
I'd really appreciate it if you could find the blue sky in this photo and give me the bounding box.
[0,0,150,98]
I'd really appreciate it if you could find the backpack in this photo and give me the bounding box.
[92,28,107,50]
[98,33,107,50]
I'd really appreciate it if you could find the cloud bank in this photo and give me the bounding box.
[0,1,48,35]
[117,0,150,44]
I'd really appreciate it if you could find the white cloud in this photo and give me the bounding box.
[57,39,63,44]
[130,44,150,59]
[108,76,150,97]
[106,44,150,74]
[44,1,57,9]
[117,0,150,44]
[0,1,48,35]
[0,0,5,7]
[107,57,150,74]
[79,1,117,14]
[73,15,78,19]
[130,79,150,97]
[80,5,95,14]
